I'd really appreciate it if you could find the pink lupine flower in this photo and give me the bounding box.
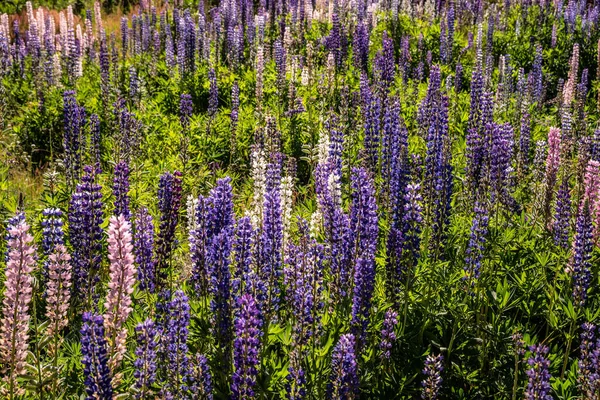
[545,127,561,178]
[583,160,600,205]
[103,215,136,371]
[0,220,36,397]
[45,244,72,336]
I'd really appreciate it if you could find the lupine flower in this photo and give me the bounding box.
[258,158,284,316]
[232,293,262,399]
[553,176,571,249]
[519,112,531,171]
[164,290,192,397]
[542,128,561,223]
[327,334,359,399]
[190,354,213,399]
[133,319,158,399]
[571,201,594,307]
[81,312,113,399]
[231,81,240,152]
[134,207,155,292]
[0,219,36,396]
[464,201,489,282]
[380,309,398,360]
[402,183,423,268]
[232,216,254,298]
[69,165,103,302]
[155,171,182,290]
[103,215,136,370]
[578,323,600,397]
[41,208,65,278]
[352,22,368,72]
[350,167,378,346]
[525,345,552,400]
[112,161,130,220]
[45,245,72,336]
[421,354,443,399]
[208,68,218,118]
[179,93,193,130]
[286,347,306,400]
[63,90,86,183]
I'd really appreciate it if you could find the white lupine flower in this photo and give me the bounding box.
[310,209,323,238]
[250,149,268,228]
[327,172,342,208]
[186,195,199,234]
[317,130,330,167]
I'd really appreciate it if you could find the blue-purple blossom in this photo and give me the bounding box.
[464,202,489,282]
[327,334,359,399]
[380,309,398,360]
[422,354,443,399]
[525,345,552,400]
[232,293,262,399]
[553,176,572,249]
[81,312,113,399]
[134,207,156,292]
[112,161,130,220]
[133,318,158,399]
[571,201,594,307]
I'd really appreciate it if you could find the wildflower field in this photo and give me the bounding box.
[1,0,600,398]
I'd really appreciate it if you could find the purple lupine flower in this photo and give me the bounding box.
[285,224,324,346]
[232,293,262,399]
[360,73,381,173]
[352,22,369,72]
[63,90,86,184]
[233,216,254,298]
[190,195,210,296]
[286,348,306,400]
[134,207,155,292]
[402,183,423,267]
[327,334,359,399]
[90,114,101,167]
[579,323,600,397]
[553,176,571,249]
[155,171,182,290]
[207,178,235,362]
[41,208,65,278]
[129,66,139,102]
[69,165,103,302]
[274,39,287,94]
[112,161,130,220]
[134,319,158,399]
[422,69,452,253]
[164,290,192,397]
[120,17,128,58]
[455,62,463,92]
[165,27,175,70]
[380,309,398,360]
[0,219,36,397]
[491,123,516,209]
[208,68,218,118]
[350,167,378,346]
[103,215,136,370]
[464,202,490,282]
[571,201,594,307]
[447,4,455,60]
[525,345,552,400]
[80,312,113,399]
[190,354,213,399]
[422,354,443,399]
[258,158,284,317]
[180,94,193,130]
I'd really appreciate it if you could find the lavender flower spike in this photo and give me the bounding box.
[327,333,359,399]
[103,215,136,371]
[133,318,158,399]
[0,219,36,397]
[81,312,113,399]
[525,345,552,400]
[422,354,444,399]
[232,293,262,399]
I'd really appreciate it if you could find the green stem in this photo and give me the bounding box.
[511,353,519,400]
[561,318,576,379]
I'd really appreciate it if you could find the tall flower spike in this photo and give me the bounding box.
[164,290,192,397]
[0,219,36,397]
[134,207,155,292]
[45,245,72,337]
[41,208,65,281]
[112,161,131,220]
[525,345,552,400]
[104,215,136,372]
[464,201,489,283]
[208,68,218,118]
[350,167,378,347]
[327,334,359,399]
[190,354,213,399]
[81,312,113,399]
[232,293,262,399]
[180,93,193,130]
[155,171,183,290]
[380,309,398,360]
[553,176,571,249]
[69,165,103,302]
[578,323,600,397]
[421,354,443,400]
[133,319,158,399]
[571,201,594,307]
